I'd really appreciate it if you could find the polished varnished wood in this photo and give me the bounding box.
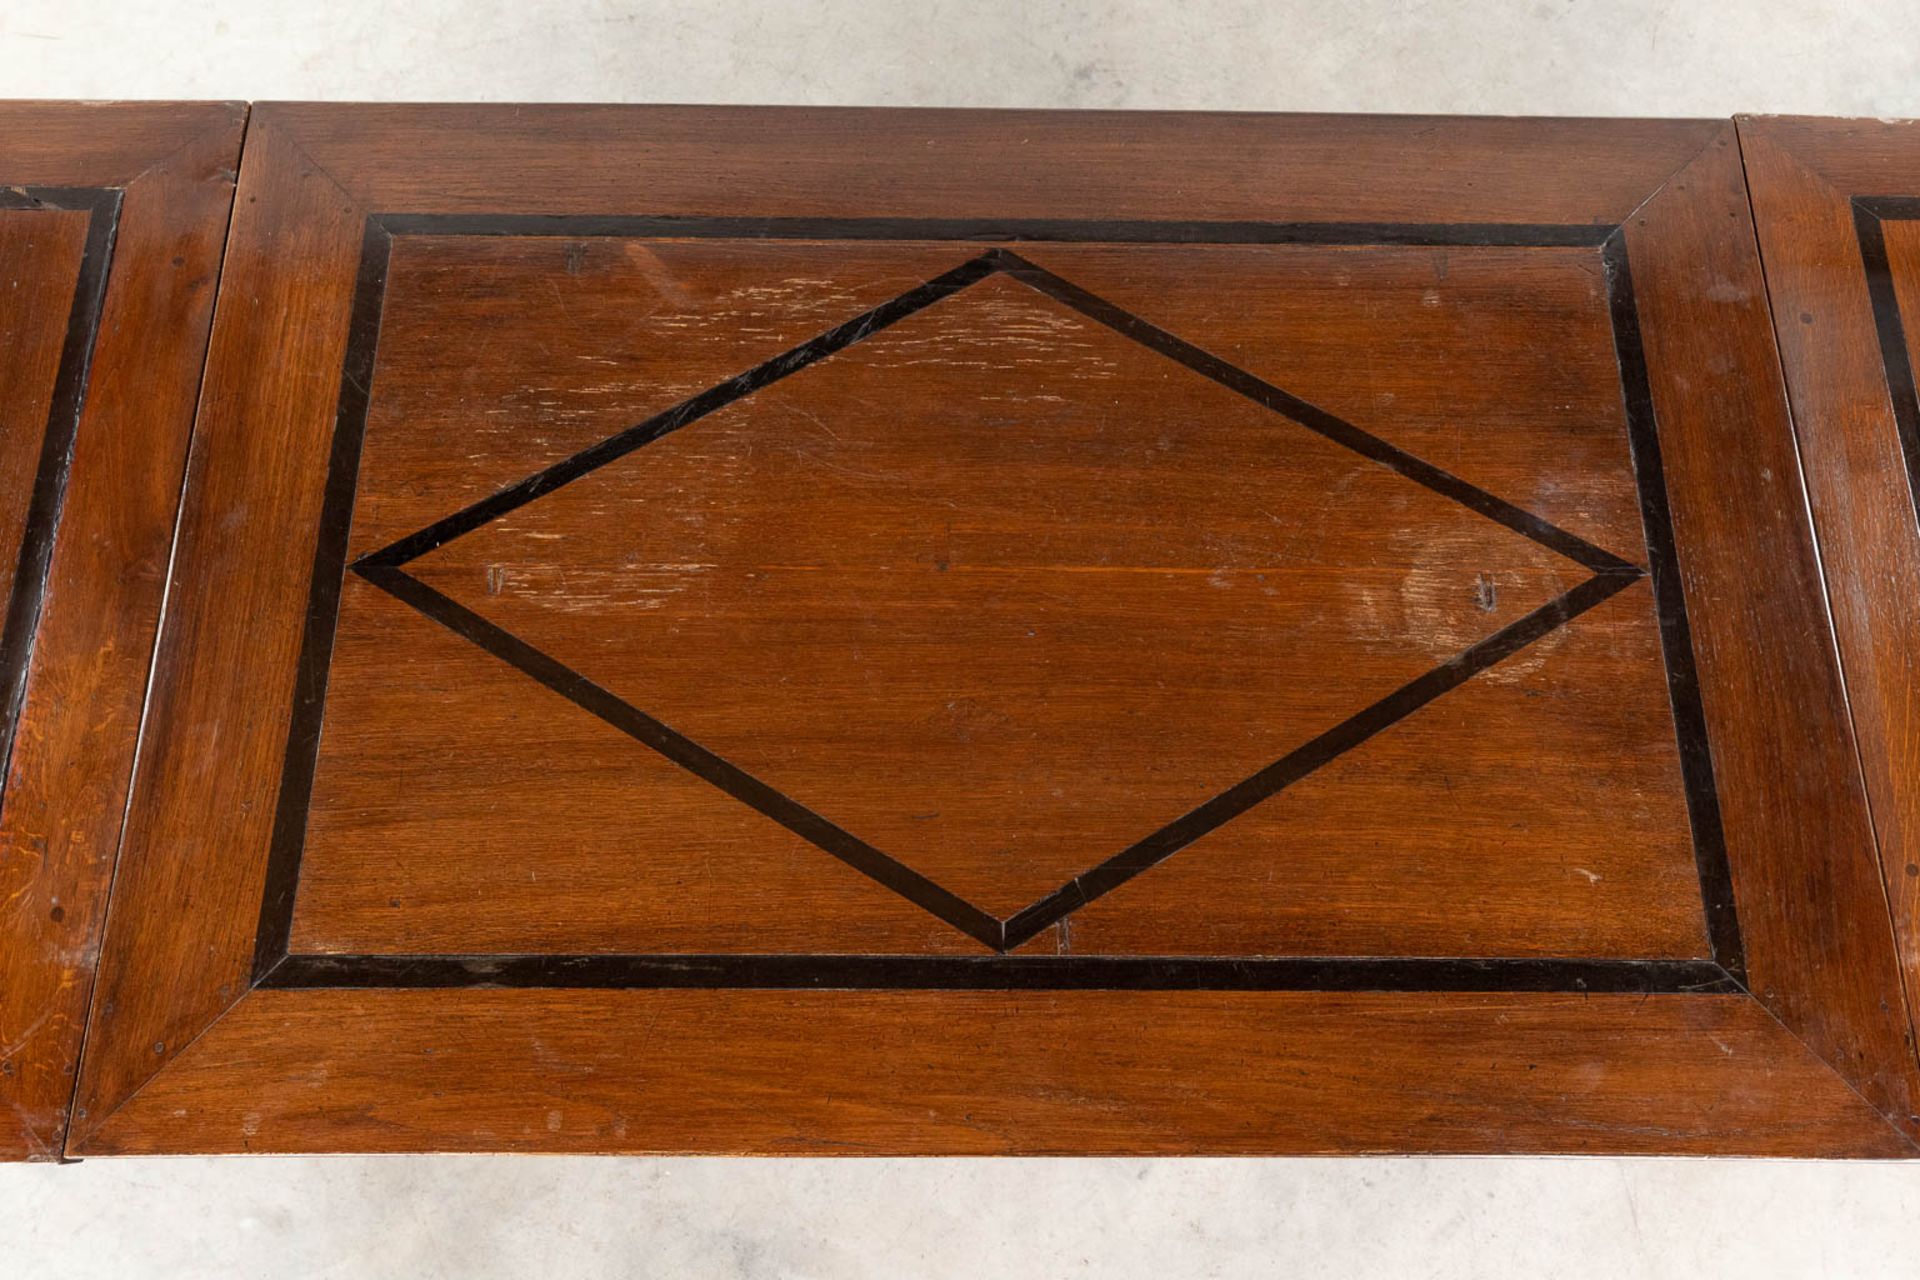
[1741,117,1920,1095]
[73,991,1909,1157]
[66,106,1920,1155]
[0,101,245,1161]
[0,208,89,637]
[296,235,1701,960]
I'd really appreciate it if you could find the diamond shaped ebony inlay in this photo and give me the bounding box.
[351,246,1644,953]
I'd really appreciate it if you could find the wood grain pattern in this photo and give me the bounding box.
[72,112,357,1143]
[1066,581,1708,958]
[261,106,1725,224]
[0,209,89,627]
[277,228,1710,961]
[0,102,244,1162]
[293,578,1019,957]
[76,990,1909,1157]
[67,105,1920,1156]
[395,261,1587,924]
[1619,127,1920,1129]
[1740,117,1920,1104]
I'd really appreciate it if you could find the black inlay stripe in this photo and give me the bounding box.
[1854,196,1920,222]
[1854,199,1920,535]
[1000,567,1643,948]
[987,249,1640,576]
[356,252,1001,569]
[253,220,395,978]
[375,213,1616,248]
[261,952,1739,994]
[0,186,122,813]
[1602,231,1745,981]
[354,563,1006,951]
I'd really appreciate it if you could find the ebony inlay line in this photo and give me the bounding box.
[988,248,1639,576]
[355,562,1006,951]
[1853,197,1920,221]
[0,186,122,814]
[253,219,395,979]
[260,952,1741,995]
[1853,198,1920,535]
[1603,231,1745,982]
[374,213,1617,249]
[999,567,1643,948]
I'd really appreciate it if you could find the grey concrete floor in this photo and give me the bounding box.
[4,3,1920,1276]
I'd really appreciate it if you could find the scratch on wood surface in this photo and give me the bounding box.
[4,1098,53,1160]
[483,562,714,613]
[0,1007,56,1066]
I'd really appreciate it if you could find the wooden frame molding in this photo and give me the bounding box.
[0,101,246,1161]
[1741,116,1920,1110]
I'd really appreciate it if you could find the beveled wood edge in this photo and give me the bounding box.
[65,988,1917,1158]
[65,107,365,1153]
[1620,123,1920,1140]
[66,107,1920,1157]
[0,103,247,1162]
[0,101,246,187]
[253,101,1726,226]
[1737,115,1920,190]
[1735,116,1920,1097]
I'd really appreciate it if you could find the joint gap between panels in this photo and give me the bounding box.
[62,165,242,1154]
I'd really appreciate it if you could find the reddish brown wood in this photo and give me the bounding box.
[78,990,1907,1157]
[68,106,1919,1155]
[0,210,89,621]
[286,235,1701,958]
[1065,583,1706,958]
[1740,117,1920,1101]
[1620,129,1920,1128]
[0,101,245,1161]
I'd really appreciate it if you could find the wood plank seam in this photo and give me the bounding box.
[57,107,253,1161]
[64,111,381,1148]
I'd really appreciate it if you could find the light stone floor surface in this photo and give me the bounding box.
[3,2,1919,1276]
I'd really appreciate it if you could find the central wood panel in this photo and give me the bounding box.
[281,223,1712,966]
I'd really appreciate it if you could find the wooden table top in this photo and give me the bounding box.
[7,105,1920,1157]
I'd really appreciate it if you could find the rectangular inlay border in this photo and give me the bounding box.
[1853,196,1920,533]
[0,186,122,811]
[254,214,1745,994]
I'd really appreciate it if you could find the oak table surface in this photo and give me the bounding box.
[40,105,1920,1156]
[0,100,244,1161]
